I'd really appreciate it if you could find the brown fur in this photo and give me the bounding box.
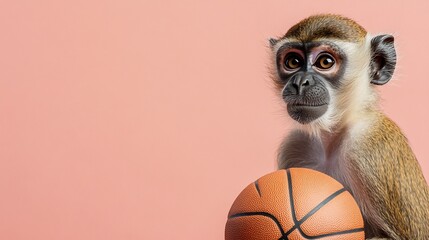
[284,14,367,42]
[349,114,429,239]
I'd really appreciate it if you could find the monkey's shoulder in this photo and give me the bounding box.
[348,115,429,238]
[350,114,416,164]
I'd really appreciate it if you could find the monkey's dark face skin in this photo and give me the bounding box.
[276,41,346,124]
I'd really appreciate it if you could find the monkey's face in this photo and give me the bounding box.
[270,15,396,132]
[275,42,345,124]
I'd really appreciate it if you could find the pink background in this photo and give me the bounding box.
[0,1,428,239]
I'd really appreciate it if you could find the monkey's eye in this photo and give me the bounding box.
[315,54,335,70]
[284,53,303,70]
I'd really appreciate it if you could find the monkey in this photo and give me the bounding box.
[269,14,429,239]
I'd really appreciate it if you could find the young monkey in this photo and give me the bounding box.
[269,14,429,239]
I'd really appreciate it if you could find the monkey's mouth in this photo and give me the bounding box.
[287,103,328,124]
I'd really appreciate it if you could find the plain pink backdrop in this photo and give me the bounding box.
[0,1,428,239]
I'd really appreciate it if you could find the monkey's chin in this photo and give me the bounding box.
[287,104,328,124]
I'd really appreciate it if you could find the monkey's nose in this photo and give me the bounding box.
[292,76,312,95]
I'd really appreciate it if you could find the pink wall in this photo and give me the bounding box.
[0,1,428,239]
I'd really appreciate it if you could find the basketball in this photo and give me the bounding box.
[225,168,365,240]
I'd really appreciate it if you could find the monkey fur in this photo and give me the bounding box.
[270,14,429,239]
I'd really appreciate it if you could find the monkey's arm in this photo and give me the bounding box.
[349,115,429,239]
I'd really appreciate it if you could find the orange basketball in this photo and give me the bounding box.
[225,168,365,240]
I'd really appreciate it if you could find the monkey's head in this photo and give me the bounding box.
[270,14,396,132]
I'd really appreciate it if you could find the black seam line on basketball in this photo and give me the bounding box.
[296,188,362,239]
[295,188,364,239]
[283,169,358,239]
[299,188,347,225]
[228,212,286,235]
[300,227,365,239]
[254,180,262,197]
[284,168,298,238]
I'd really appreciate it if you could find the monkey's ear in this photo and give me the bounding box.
[269,38,279,48]
[370,34,396,85]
